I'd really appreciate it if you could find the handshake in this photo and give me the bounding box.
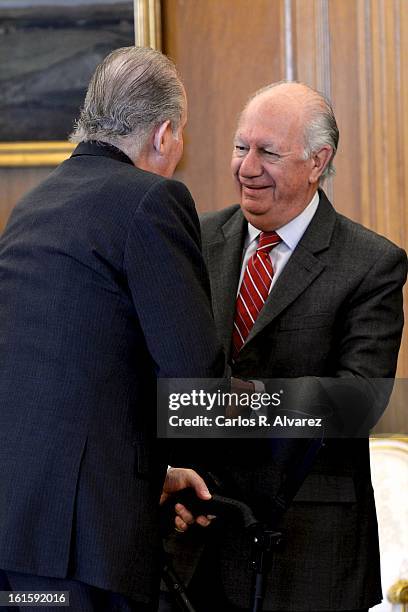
[161,377,256,532]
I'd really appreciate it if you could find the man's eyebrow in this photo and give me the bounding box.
[233,137,279,148]
[259,142,279,150]
[233,138,285,153]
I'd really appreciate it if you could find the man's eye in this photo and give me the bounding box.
[234,145,247,153]
[263,150,281,159]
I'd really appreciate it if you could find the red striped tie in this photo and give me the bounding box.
[232,231,281,358]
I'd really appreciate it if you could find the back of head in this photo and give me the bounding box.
[70,46,185,159]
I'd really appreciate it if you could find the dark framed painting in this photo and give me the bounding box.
[0,0,158,165]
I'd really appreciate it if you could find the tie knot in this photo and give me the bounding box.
[257,231,281,253]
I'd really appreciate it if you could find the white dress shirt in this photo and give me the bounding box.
[237,191,320,295]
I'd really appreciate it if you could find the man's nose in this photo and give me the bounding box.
[239,149,262,178]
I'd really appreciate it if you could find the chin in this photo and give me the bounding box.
[241,198,270,216]
[241,209,266,228]
[242,204,282,231]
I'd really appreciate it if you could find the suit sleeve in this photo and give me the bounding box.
[123,177,226,378]
[266,243,407,434]
[321,243,407,431]
[336,243,406,378]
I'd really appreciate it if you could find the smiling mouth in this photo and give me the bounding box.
[242,184,270,191]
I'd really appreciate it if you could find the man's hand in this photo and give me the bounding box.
[160,467,215,532]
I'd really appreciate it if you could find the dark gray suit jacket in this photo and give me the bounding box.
[169,190,407,611]
[0,142,224,605]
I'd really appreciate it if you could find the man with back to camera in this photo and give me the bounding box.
[0,46,227,611]
[164,82,407,612]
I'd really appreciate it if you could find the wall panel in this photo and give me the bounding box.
[163,0,286,212]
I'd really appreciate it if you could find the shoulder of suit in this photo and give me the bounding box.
[334,210,406,259]
[106,162,186,193]
[199,204,241,234]
[79,157,193,206]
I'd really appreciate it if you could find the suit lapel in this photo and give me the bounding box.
[205,210,246,360]
[244,191,337,346]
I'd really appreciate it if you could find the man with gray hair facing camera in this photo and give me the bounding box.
[165,82,407,612]
[0,47,224,611]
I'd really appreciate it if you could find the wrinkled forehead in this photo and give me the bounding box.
[235,93,307,149]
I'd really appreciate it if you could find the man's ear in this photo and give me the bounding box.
[153,120,171,155]
[309,146,333,183]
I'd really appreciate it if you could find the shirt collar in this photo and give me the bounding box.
[247,191,320,251]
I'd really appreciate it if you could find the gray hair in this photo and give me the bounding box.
[70,46,185,158]
[244,81,339,181]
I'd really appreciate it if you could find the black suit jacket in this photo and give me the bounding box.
[0,142,224,604]
[169,191,407,611]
